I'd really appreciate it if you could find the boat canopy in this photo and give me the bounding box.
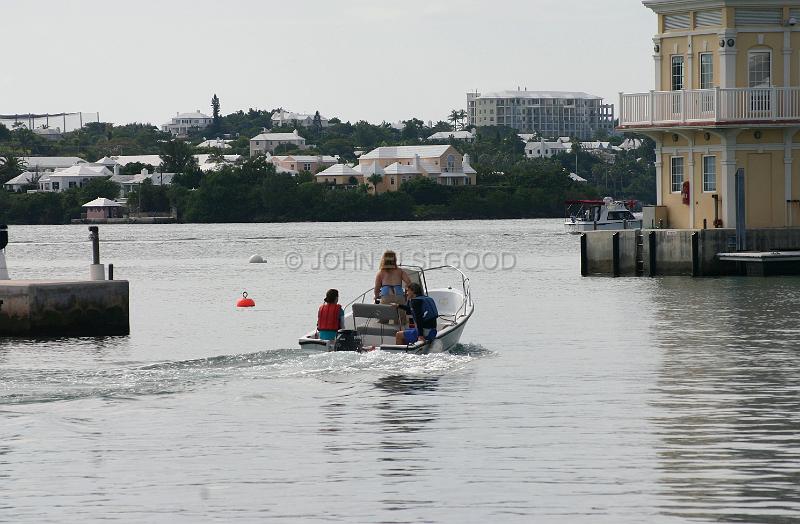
[565,199,637,207]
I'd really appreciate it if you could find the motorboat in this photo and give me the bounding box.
[564,197,642,234]
[298,265,473,354]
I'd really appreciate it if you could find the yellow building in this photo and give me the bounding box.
[620,0,800,229]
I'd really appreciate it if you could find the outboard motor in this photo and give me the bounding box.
[333,329,364,352]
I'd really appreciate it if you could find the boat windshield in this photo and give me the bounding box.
[607,211,636,221]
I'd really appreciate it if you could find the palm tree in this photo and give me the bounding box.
[456,109,467,130]
[368,173,383,194]
[0,155,27,183]
[448,109,460,131]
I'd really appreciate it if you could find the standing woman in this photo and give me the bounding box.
[374,250,412,303]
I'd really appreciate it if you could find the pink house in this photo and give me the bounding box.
[82,197,123,220]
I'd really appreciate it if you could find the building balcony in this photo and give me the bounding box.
[619,88,800,129]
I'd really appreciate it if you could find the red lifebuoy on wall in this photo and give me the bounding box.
[681,180,690,206]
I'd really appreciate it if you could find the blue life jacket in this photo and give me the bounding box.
[410,295,438,331]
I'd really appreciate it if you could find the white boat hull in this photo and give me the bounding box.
[299,269,474,354]
[565,219,643,234]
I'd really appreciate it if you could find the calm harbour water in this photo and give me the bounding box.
[1,219,799,523]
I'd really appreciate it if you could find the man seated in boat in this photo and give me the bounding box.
[394,283,438,345]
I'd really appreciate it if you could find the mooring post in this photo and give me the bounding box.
[89,226,100,264]
[612,232,620,277]
[691,232,699,277]
[580,234,588,277]
[88,226,104,280]
[648,231,657,277]
[108,263,114,281]
[0,224,8,280]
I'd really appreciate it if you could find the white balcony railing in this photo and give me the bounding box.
[619,88,800,127]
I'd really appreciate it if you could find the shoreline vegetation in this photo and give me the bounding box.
[0,105,656,225]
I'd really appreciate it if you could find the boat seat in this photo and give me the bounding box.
[352,303,401,323]
[352,303,403,337]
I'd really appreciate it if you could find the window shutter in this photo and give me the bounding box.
[664,13,691,31]
[736,8,782,26]
[695,10,722,28]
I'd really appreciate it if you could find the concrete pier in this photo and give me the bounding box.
[0,280,129,336]
[581,228,800,277]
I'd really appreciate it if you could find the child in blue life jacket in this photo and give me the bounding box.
[395,282,438,345]
[317,289,344,341]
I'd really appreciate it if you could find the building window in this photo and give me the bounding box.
[671,157,684,193]
[52,182,60,190]
[749,50,772,111]
[699,53,713,89]
[703,156,717,192]
[749,51,771,87]
[69,181,77,188]
[303,163,311,171]
[446,154,455,172]
[671,56,684,91]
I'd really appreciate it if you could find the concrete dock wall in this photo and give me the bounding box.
[583,228,800,277]
[0,280,129,336]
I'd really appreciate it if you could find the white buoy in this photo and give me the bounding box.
[0,250,8,280]
[249,255,265,263]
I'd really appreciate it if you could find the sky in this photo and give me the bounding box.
[1,0,657,128]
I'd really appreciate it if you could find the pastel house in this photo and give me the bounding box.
[82,198,123,220]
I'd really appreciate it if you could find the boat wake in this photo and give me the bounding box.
[0,345,494,406]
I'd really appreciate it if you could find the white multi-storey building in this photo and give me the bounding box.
[467,89,615,139]
[271,110,329,129]
[162,111,213,136]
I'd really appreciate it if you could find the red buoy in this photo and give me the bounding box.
[236,291,256,308]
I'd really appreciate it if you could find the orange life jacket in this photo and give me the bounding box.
[318,303,342,331]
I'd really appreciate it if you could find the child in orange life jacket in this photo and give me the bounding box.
[317,289,345,342]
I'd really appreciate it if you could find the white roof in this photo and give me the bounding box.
[82,197,122,208]
[272,110,327,121]
[477,90,602,100]
[19,156,86,170]
[251,131,304,141]
[282,155,337,163]
[384,162,421,175]
[197,154,241,172]
[53,164,112,177]
[360,145,451,160]
[427,130,474,141]
[197,139,232,149]
[569,173,588,183]
[3,171,38,186]
[106,155,163,167]
[110,171,175,185]
[175,111,211,119]
[316,164,361,177]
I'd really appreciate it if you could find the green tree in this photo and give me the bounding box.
[312,111,322,134]
[0,155,27,183]
[160,139,198,173]
[211,94,221,132]
[368,173,383,194]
